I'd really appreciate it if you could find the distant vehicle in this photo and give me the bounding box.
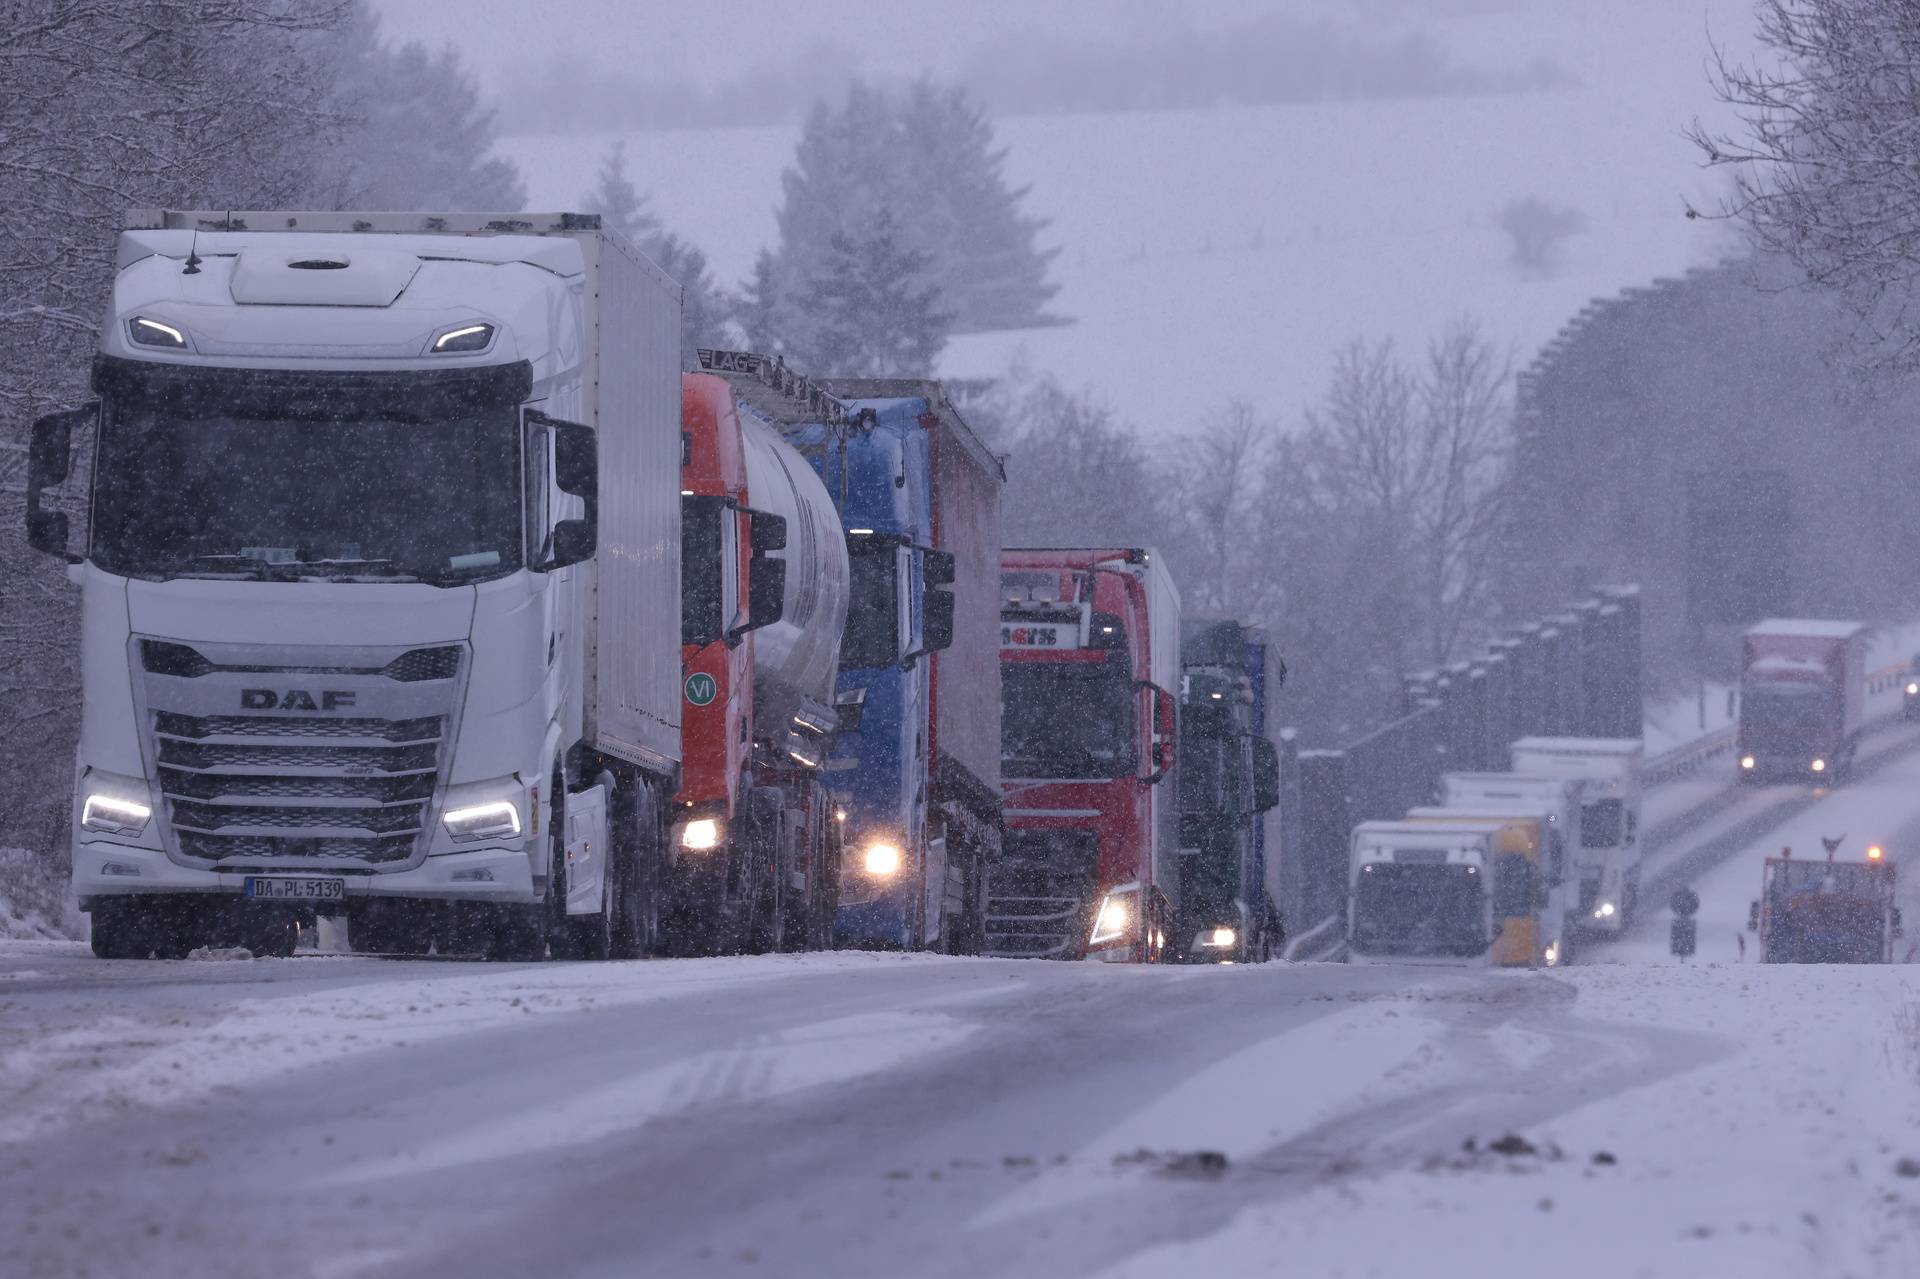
[995,548,1181,961]
[1346,820,1503,965]
[1736,619,1868,783]
[1436,772,1584,957]
[1404,808,1572,966]
[1508,737,1645,935]
[1172,620,1282,963]
[1748,843,1903,963]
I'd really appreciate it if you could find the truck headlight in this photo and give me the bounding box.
[1592,901,1617,919]
[442,800,521,843]
[1740,755,1755,770]
[862,841,904,876]
[1089,890,1134,946]
[1811,758,1826,773]
[1908,682,1918,696]
[81,792,152,836]
[1198,926,1237,949]
[676,817,724,850]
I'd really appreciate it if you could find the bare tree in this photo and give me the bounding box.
[1159,401,1274,618]
[1304,321,1512,670]
[1687,0,1920,368]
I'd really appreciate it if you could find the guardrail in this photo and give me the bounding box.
[1281,912,1346,963]
[1643,726,1737,788]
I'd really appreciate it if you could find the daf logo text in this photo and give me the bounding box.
[241,688,356,711]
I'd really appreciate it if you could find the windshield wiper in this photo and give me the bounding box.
[259,558,427,583]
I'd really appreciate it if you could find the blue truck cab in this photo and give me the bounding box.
[695,352,1002,951]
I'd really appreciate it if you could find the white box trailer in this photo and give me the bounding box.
[1509,737,1645,933]
[28,210,683,960]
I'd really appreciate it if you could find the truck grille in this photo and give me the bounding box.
[985,829,1099,958]
[138,640,465,869]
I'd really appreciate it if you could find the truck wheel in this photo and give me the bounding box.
[611,777,660,959]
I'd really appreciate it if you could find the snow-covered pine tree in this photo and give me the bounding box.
[897,79,1062,333]
[580,141,662,245]
[315,1,525,211]
[580,141,730,366]
[795,212,950,376]
[750,78,1061,357]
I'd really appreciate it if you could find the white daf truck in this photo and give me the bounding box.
[25,210,683,960]
[1509,737,1644,934]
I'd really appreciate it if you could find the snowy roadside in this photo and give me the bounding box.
[1093,965,1920,1279]
[0,846,79,942]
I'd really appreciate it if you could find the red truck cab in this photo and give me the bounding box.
[993,548,1179,960]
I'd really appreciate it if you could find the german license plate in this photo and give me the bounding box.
[244,876,345,902]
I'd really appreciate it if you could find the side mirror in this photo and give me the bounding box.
[921,587,955,654]
[1892,906,1904,939]
[750,511,787,553]
[923,548,956,586]
[743,556,786,634]
[1271,656,1288,691]
[26,405,94,563]
[546,518,594,570]
[1252,737,1281,812]
[1746,900,1760,932]
[1143,684,1176,784]
[550,421,597,496]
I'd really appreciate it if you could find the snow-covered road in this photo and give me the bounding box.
[3,939,1917,1279]
[7,729,1920,1279]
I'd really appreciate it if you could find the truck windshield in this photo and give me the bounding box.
[1742,682,1827,745]
[1351,863,1487,956]
[1002,659,1136,779]
[91,404,522,583]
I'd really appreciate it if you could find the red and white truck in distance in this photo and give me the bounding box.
[994,548,1180,961]
[667,373,849,954]
[1737,619,1868,783]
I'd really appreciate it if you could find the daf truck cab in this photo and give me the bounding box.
[1508,736,1645,934]
[27,211,683,960]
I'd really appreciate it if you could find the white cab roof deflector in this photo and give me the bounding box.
[229,250,421,307]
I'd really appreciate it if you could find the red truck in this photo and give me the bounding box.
[993,548,1180,960]
[1737,619,1868,784]
[664,372,850,954]
[1748,844,1904,963]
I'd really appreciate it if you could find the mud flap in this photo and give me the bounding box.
[564,784,610,916]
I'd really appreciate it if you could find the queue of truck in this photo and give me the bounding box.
[23,210,1307,965]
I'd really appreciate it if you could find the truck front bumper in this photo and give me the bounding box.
[73,839,536,906]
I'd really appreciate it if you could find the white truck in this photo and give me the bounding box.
[1346,819,1502,964]
[1437,772,1584,958]
[25,210,683,960]
[1509,736,1644,934]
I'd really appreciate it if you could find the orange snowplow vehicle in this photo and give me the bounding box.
[1748,844,1904,964]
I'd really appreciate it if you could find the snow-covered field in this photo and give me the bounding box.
[496,0,1758,429]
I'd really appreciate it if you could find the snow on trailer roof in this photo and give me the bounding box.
[1745,619,1870,639]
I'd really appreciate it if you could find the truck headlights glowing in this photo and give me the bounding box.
[1740,755,1756,770]
[677,817,724,850]
[1089,891,1134,946]
[1593,901,1617,919]
[128,316,188,349]
[430,322,495,353]
[862,842,904,876]
[1811,758,1827,773]
[81,793,152,836]
[1199,926,1237,949]
[442,800,521,843]
[1908,682,1918,696]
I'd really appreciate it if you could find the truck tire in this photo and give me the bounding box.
[611,776,660,959]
